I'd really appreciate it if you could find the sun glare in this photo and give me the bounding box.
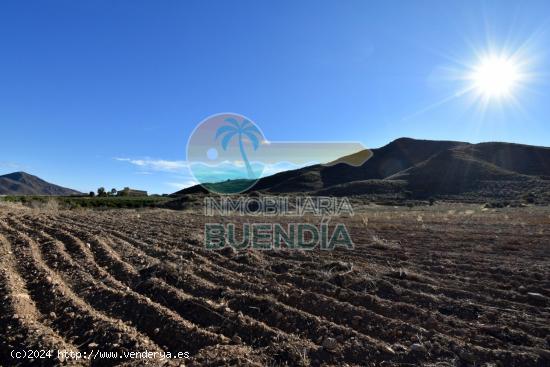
[470,55,522,99]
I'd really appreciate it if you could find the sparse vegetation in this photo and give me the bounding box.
[370,234,401,250]
[0,195,169,209]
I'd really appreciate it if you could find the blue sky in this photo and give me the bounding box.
[1,0,549,194]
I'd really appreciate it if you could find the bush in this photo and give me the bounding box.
[484,201,510,209]
[0,195,170,210]
[523,192,536,204]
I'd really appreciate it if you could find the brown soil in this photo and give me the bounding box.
[1,205,549,366]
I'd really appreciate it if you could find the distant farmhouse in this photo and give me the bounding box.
[117,187,148,197]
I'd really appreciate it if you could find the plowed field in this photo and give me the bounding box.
[1,205,549,366]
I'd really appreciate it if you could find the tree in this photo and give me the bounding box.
[97,187,106,197]
[89,191,95,197]
[110,188,117,196]
[215,117,262,179]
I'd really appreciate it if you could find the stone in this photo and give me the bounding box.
[322,337,338,351]
[410,343,427,353]
[382,345,395,355]
[527,292,546,302]
[351,315,362,326]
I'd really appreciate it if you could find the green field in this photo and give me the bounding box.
[0,195,171,209]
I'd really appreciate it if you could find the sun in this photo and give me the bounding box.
[406,42,536,119]
[470,55,522,99]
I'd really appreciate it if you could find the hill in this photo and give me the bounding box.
[0,172,81,196]
[173,138,550,202]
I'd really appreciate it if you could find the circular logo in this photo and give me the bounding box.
[187,113,266,194]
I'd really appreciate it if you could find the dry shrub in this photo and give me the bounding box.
[0,200,26,211]
[30,198,60,213]
[370,234,401,250]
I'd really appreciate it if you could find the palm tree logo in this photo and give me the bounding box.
[215,117,262,179]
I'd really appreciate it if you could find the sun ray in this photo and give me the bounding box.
[468,54,523,99]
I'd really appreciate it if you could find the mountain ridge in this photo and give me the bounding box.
[174,137,550,201]
[0,171,81,196]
